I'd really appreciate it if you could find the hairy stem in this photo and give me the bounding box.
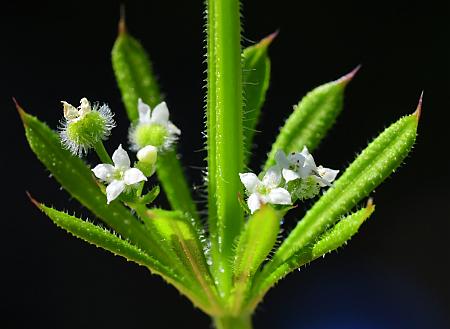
[207,0,244,298]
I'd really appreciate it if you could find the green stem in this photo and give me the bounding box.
[208,0,244,298]
[93,141,112,164]
[213,315,253,329]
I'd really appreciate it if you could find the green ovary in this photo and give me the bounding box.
[66,112,105,146]
[134,123,168,148]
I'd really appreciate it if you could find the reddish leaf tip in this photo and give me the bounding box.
[337,65,361,85]
[259,30,279,47]
[413,91,423,120]
[13,97,27,122]
[26,191,42,209]
[118,4,127,35]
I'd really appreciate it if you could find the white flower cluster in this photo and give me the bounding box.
[240,147,339,214]
[59,97,179,205]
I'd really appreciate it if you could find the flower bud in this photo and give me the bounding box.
[137,145,158,165]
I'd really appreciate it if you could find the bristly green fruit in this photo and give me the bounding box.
[133,123,168,148]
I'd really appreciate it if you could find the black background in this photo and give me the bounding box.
[2,0,449,328]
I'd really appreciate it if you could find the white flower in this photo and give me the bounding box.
[275,148,315,182]
[92,145,147,204]
[275,147,339,186]
[239,167,292,214]
[59,98,115,156]
[129,99,181,151]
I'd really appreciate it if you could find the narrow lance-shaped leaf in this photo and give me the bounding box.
[145,209,222,316]
[265,98,421,273]
[111,18,199,224]
[248,201,375,312]
[231,206,280,315]
[112,19,161,120]
[264,67,359,170]
[33,200,210,312]
[242,33,274,163]
[207,0,245,297]
[18,106,158,257]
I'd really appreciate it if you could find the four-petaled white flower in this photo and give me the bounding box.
[275,147,339,186]
[239,167,292,214]
[129,99,181,151]
[92,145,147,204]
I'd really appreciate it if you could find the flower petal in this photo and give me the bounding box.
[106,180,126,204]
[112,144,130,169]
[316,166,339,187]
[79,97,92,117]
[288,152,306,167]
[282,168,300,183]
[239,173,260,193]
[92,164,115,183]
[151,101,170,125]
[167,122,181,135]
[262,166,282,188]
[247,193,262,214]
[62,101,79,121]
[298,146,317,178]
[275,150,290,169]
[124,168,147,185]
[138,98,152,123]
[268,187,292,205]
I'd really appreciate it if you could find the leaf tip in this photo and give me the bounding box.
[26,191,42,210]
[366,197,375,212]
[13,97,27,122]
[413,91,424,121]
[338,64,361,85]
[118,4,127,35]
[259,30,279,47]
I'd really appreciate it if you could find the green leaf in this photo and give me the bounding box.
[206,0,245,297]
[242,33,274,163]
[263,67,359,170]
[144,209,222,315]
[18,107,158,258]
[111,20,198,224]
[140,185,160,204]
[111,21,161,121]
[230,206,280,315]
[265,103,420,275]
[34,201,211,313]
[248,201,375,312]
